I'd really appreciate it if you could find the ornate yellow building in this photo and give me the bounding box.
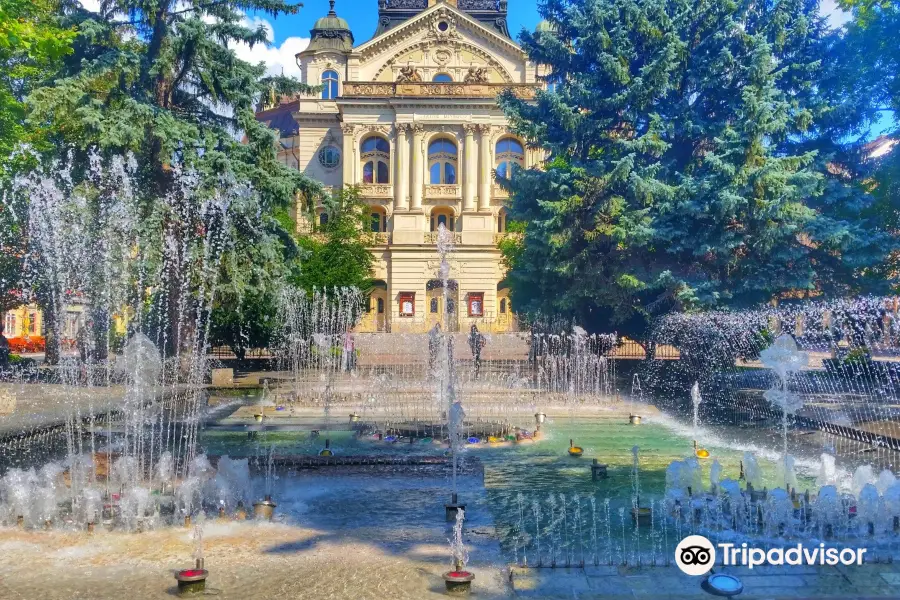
[257,0,549,333]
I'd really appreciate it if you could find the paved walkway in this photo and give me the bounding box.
[510,562,900,599]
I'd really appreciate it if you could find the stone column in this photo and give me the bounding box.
[463,124,477,212]
[395,124,409,211]
[341,124,355,187]
[478,124,492,212]
[410,124,425,210]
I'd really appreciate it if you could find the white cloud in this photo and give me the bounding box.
[231,15,309,78]
[820,0,852,29]
[79,0,101,12]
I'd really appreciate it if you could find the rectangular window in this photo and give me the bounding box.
[28,313,37,334]
[399,292,415,317]
[4,314,15,336]
[468,293,484,317]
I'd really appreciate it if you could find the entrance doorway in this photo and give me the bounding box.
[426,279,459,332]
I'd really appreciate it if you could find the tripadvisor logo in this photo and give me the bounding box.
[675,535,868,575]
[675,535,716,576]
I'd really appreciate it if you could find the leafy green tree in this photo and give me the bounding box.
[291,186,375,293]
[499,0,897,343]
[0,0,74,313]
[0,0,73,173]
[22,0,322,357]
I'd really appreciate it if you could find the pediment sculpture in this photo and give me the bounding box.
[397,66,423,83]
[463,66,489,84]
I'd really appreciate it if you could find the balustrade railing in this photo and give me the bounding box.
[424,184,460,199]
[359,184,393,198]
[424,231,462,245]
[341,81,538,100]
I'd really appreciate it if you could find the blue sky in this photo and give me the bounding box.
[238,0,849,79]
[230,0,892,139]
[285,0,545,46]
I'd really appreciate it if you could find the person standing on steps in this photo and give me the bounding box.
[468,324,485,379]
[0,323,10,372]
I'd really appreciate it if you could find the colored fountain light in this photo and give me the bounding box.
[253,495,277,521]
[568,439,583,457]
[702,573,743,598]
[319,439,334,456]
[175,558,208,597]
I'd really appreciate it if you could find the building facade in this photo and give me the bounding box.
[257,0,550,333]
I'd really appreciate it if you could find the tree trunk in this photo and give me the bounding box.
[42,300,60,366]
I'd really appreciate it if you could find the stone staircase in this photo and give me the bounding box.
[354,332,530,365]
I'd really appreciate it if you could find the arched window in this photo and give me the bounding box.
[430,298,439,313]
[433,73,453,82]
[428,138,458,184]
[377,298,385,314]
[500,298,508,314]
[430,207,455,232]
[361,136,391,184]
[497,207,508,233]
[321,70,339,100]
[370,208,387,232]
[319,211,329,226]
[495,138,525,180]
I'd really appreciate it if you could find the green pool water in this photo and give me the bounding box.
[197,411,897,564]
[198,413,821,501]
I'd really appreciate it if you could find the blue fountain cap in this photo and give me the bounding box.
[703,573,743,597]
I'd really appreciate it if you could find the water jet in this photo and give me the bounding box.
[445,492,465,522]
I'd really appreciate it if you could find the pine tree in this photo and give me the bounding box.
[22,0,322,356]
[499,0,897,341]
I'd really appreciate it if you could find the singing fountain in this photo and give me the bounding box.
[8,153,900,597]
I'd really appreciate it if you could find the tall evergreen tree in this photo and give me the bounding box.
[499,0,897,341]
[22,0,321,357]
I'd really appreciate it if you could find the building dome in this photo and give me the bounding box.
[307,1,354,53]
[313,5,349,32]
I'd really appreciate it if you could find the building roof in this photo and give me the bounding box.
[256,101,300,138]
[370,0,510,41]
[306,1,354,53]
